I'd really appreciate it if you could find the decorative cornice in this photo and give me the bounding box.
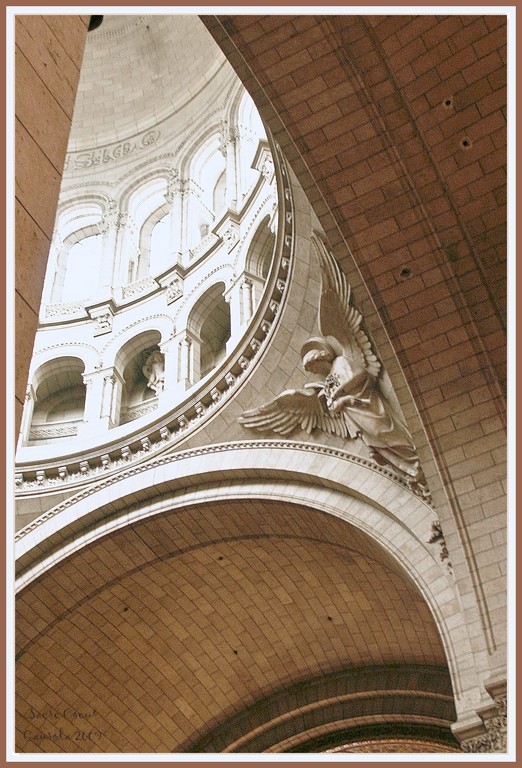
[29,423,80,440]
[121,276,158,300]
[14,439,434,544]
[45,303,87,319]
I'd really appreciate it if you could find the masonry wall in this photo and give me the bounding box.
[15,15,89,433]
[203,12,509,734]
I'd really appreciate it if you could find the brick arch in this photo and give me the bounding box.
[201,10,508,692]
[15,497,457,753]
[15,443,482,719]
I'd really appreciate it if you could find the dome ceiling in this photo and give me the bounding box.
[69,14,227,151]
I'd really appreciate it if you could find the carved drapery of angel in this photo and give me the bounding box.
[238,239,421,480]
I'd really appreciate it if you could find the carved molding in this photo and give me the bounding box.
[65,130,161,171]
[29,423,80,440]
[14,439,434,543]
[45,303,87,319]
[120,400,159,424]
[121,276,158,299]
[460,694,507,753]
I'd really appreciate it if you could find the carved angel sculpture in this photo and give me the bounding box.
[239,241,421,479]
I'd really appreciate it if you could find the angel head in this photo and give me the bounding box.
[301,336,343,375]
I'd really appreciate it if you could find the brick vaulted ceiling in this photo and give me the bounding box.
[203,14,507,468]
[14,13,507,755]
[15,500,454,753]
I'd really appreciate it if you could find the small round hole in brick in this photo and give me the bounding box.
[461,137,473,150]
[442,97,454,109]
[400,267,412,279]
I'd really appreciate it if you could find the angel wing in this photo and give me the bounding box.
[238,386,359,439]
[313,238,381,378]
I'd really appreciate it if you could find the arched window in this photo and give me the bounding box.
[62,234,103,302]
[128,177,169,281]
[149,213,171,276]
[187,136,226,248]
[236,89,268,197]
[187,282,231,381]
[29,357,86,444]
[245,215,275,281]
[116,331,164,425]
[213,169,227,216]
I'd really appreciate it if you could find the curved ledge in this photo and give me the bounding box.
[16,141,294,487]
[15,440,441,594]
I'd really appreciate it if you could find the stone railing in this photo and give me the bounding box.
[28,421,80,441]
[120,399,159,424]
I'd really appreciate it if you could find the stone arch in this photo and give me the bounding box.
[184,131,225,247]
[49,225,104,304]
[26,356,86,445]
[15,442,478,717]
[60,230,104,303]
[54,198,106,241]
[138,201,171,279]
[244,213,275,283]
[120,175,169,284]
[112,329,164,426]
[186,280,231,380]
[100,315,174,369]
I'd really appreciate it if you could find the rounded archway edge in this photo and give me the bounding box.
[14,440,482,716]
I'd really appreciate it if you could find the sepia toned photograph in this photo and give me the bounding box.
[9,8,512,759]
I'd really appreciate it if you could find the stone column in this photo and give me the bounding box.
[181,180,202,253]
[166,171,185,261]
[77,369,109,438]
[220,120,240,210]
[114,213,140,283]
[224,279,243,348]
[172,330,201,391]
[96,201,119,292]
[104,368,124,427]
[77,366,124,436]
[156,340,174,408]
[241,277,254,324]
[19,385,36,446]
